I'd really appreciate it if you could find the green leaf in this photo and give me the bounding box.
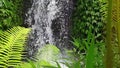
[0,26,30,68]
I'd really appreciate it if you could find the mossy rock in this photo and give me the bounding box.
[19,45,60,68]
[36,44,60,62]
[18,45,77,68]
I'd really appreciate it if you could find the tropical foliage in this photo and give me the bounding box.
[72,0,106,42]
[0,0,120,68]
[72,28,105,68]
[0,26,30,68]
[0,0,23,30]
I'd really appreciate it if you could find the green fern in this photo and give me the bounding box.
[0,26,30,68]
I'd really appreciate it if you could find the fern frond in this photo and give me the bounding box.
[0,26,30,68]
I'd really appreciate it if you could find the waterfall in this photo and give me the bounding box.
[24,0,73,58]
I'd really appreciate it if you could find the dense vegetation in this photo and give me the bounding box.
[71,0,106,67]
[0,0,23,30]
[0,0,120,68]
[72,0,106,42]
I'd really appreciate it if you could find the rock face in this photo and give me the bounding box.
[24,0,73,59]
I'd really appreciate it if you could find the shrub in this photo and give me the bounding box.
[0,0,23,30]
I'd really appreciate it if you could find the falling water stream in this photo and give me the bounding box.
[24,0,73,60]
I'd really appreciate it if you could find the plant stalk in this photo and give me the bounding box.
[106,0,113,68]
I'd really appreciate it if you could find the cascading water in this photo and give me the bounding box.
[24,0,73,59]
